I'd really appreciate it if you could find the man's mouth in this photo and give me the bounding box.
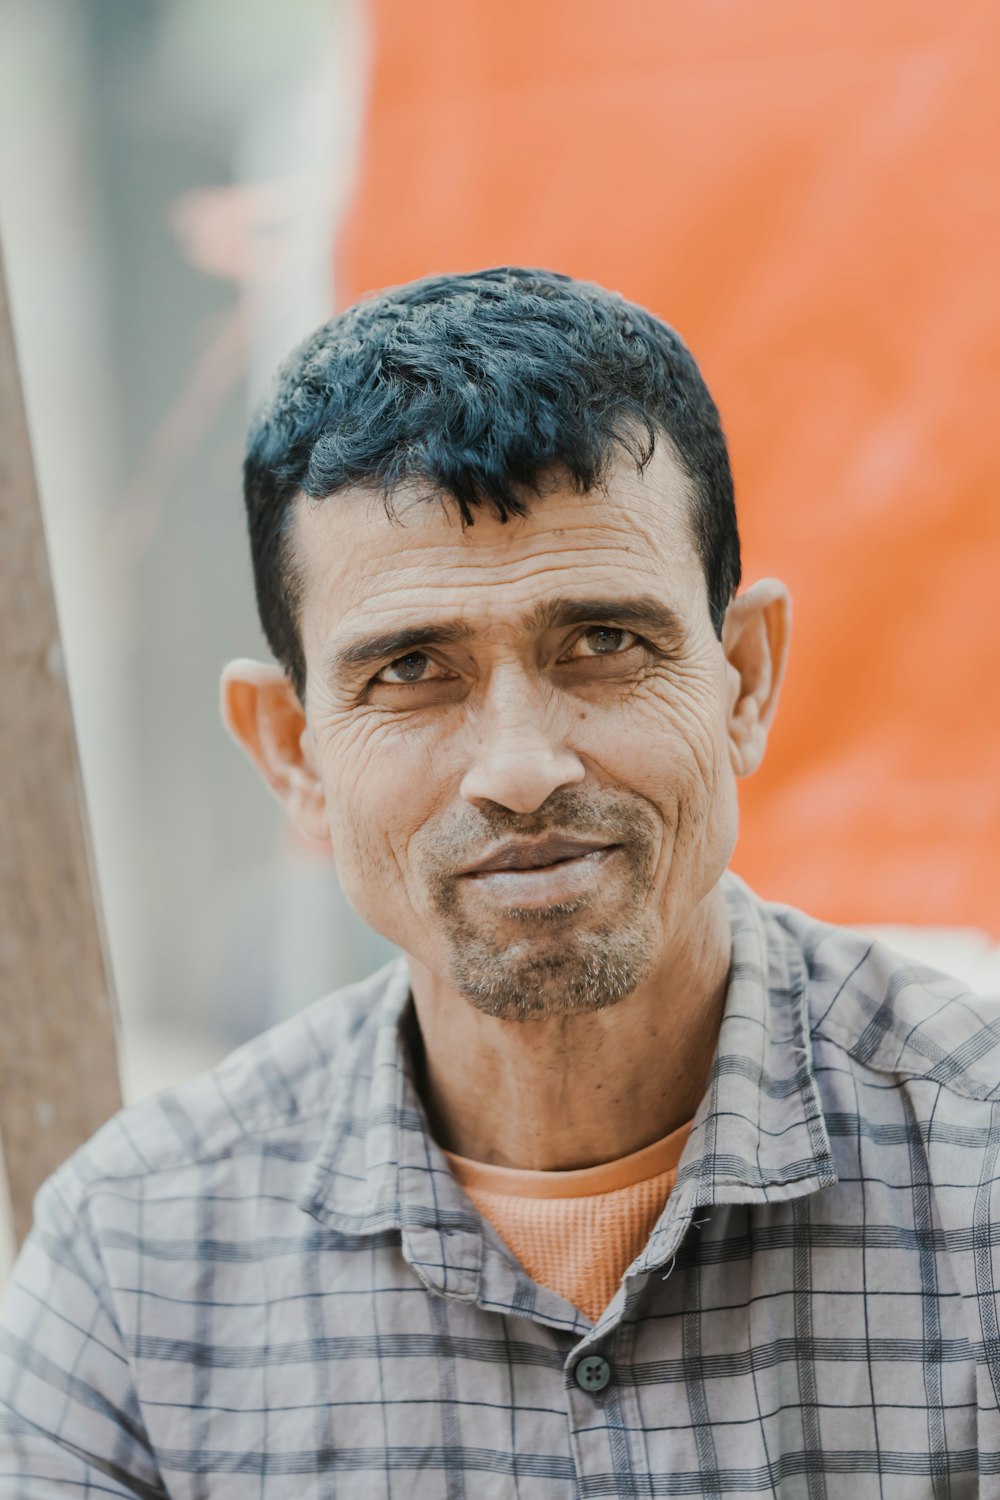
[459,836,618,875]
[456,837,621,911]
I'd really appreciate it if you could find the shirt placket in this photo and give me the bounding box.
[561,1190,699,1495]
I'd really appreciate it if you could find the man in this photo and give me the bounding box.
[2,267,998,1498]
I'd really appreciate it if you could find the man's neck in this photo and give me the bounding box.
[405,884,732,1172]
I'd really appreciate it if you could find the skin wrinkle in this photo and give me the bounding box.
[223,445,789,1169]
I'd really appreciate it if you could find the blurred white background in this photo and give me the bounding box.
[0,0,398,1271]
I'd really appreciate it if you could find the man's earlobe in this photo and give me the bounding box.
[721,580,791,777]
[220,659,330,845]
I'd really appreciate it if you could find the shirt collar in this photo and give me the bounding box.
[300,958,485,1297]
[684,872,836,1204]
[630,874,836,1276]
[301,874,836,1289]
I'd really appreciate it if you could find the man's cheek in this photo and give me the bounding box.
[331,826,400,932]
[326,787,422,928]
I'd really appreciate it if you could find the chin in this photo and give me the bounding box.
[445,916,658,1023]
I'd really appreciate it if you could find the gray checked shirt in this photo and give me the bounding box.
[3,874,1000,1498]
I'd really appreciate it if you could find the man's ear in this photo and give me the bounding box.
[721,579,791,777]
[220,659,330,845]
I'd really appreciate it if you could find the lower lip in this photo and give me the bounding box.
[460,847,618,908]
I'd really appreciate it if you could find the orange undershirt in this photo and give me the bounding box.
[444,1119,692,1323]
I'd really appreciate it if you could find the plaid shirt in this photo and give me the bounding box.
[3,874,1000,1498]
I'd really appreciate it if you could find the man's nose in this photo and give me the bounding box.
[458,676,585,815]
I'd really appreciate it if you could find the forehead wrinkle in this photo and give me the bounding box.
[351,525,653,581]
[345,527,669,608]
[330,539,662,631]
[299,486,681,623]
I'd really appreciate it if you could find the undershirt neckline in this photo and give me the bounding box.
[443,1117,692,1199]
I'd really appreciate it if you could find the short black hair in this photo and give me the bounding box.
[243,266,740,701]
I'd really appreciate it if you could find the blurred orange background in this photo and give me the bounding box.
[336,0,1000,933]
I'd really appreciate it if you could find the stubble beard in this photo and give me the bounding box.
[422,792,662,1022]
[445,912,659,1021]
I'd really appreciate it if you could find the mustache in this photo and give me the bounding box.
[420,788,657,872]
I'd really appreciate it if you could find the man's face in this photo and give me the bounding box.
[283,444,754,1021]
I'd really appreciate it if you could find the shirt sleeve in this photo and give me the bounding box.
[0,1169,165,1498]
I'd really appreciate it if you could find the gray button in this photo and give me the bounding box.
[574,1355,611,1392]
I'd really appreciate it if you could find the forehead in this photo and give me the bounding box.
[291,445,708,650]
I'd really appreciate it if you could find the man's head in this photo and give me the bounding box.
[225,268,789,1020]
[243,267,741,703]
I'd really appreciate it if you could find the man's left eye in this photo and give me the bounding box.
[572,627,639,657]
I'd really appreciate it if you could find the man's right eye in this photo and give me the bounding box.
[374,652,433,684]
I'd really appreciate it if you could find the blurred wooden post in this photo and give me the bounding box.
[0,238,122,1248]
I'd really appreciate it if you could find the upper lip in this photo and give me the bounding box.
[460,836,615,875]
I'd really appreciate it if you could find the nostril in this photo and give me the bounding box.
[459,746,586,815]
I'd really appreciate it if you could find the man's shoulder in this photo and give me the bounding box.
[54,957,406,1202]
[770,896,1000,1101]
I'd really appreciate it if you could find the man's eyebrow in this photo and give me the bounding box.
[327,595,686,679]
[526,595,687,643]
[327,622,473,676]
